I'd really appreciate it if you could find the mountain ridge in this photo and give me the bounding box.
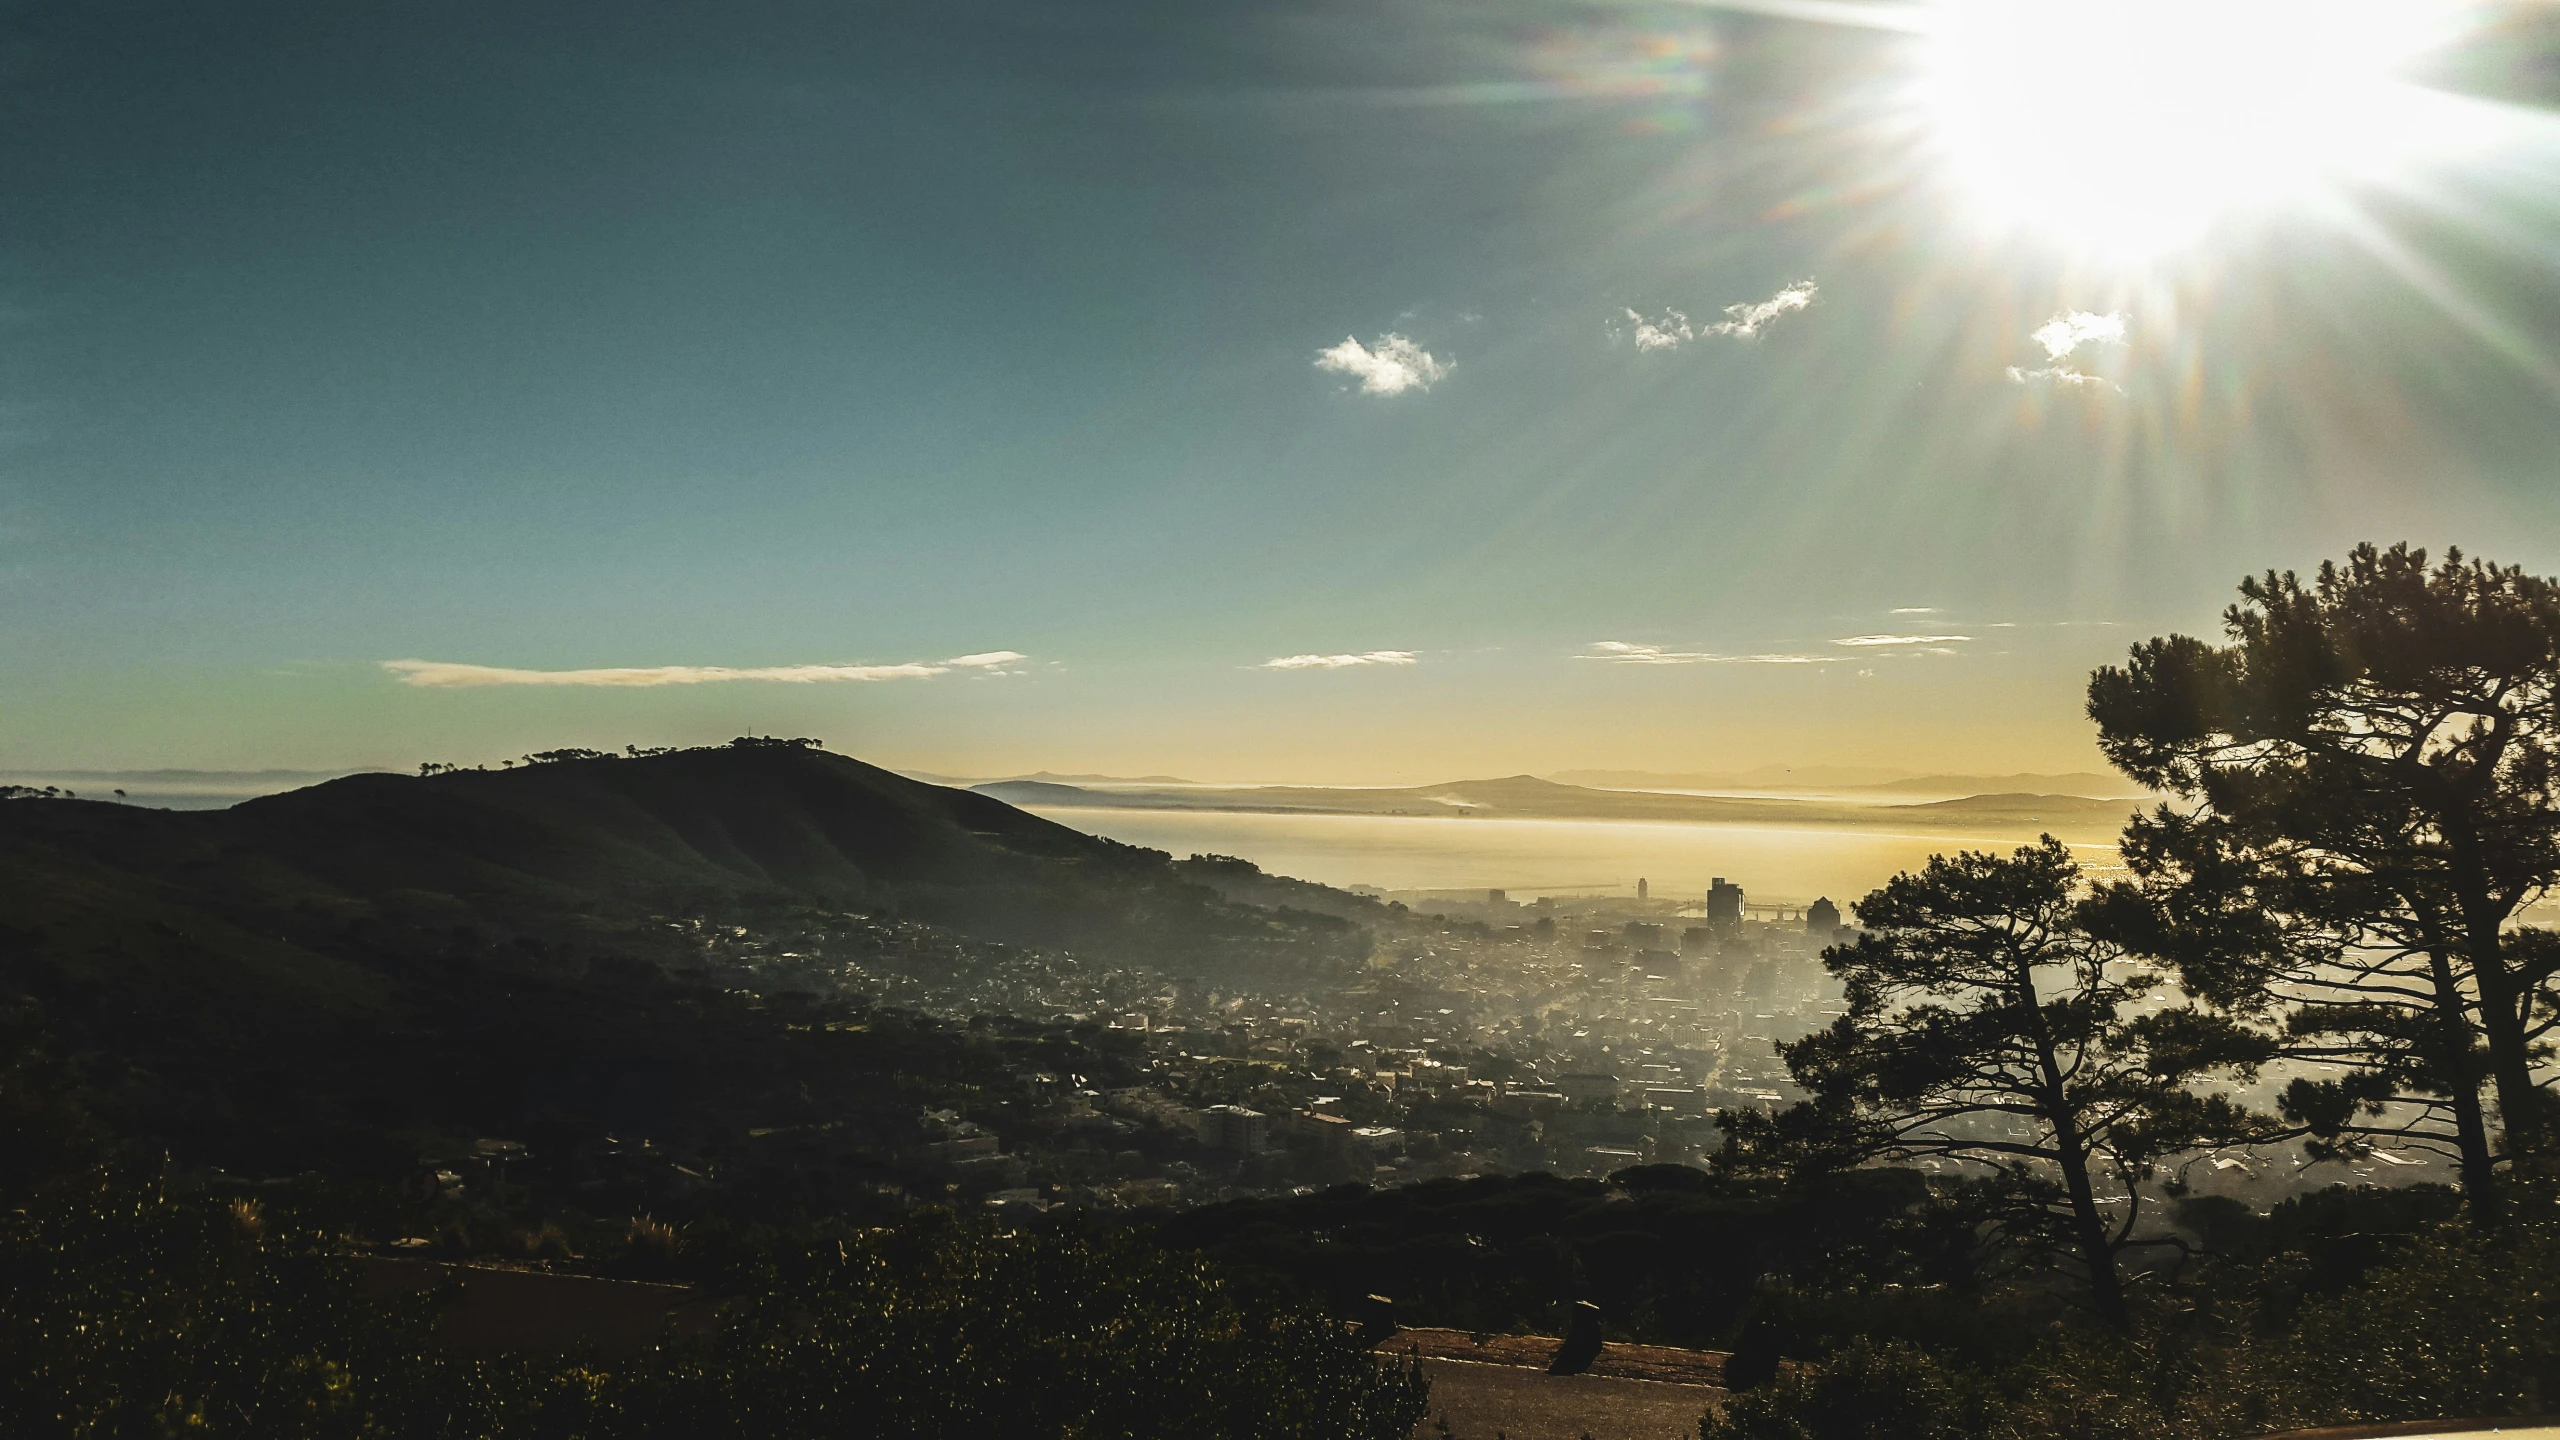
[969,774,2151,836]
[0,743,1375,1173]
[0,745,1373,1029]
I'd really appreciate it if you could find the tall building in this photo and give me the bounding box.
[1807,897,1843,933]
[1708,877,1745,930]
[1197,1105,1268,1154]
[1637,877,1649,901]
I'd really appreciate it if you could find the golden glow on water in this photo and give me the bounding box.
[1030,806,2118,906]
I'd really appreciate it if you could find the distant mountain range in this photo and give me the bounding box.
[1544,769,2147,799]
[970,773,2151,835]
[0,766,392,809]
[897,769,1199,788]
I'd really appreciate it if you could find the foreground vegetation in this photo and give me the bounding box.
[1702,1187,2560,1440]
[0,1165,1424,1440]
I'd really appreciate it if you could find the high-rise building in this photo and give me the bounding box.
[1807,897,1843,933]
[1637,877,1649,901]
[1708,877,1745,930]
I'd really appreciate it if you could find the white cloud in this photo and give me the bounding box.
[1314,334,1450,396]
[1622,308,1697,352]
[1831,634,1972,647]
[2033,310,2128,360]
[1618,280,1818,351]
[1579,641,1834,665]
[1711,279,1819,338]
[2007,311,2130,392]
[1889,607,1938,614]
[1261,651,1420,670]
[382,653,1025,687]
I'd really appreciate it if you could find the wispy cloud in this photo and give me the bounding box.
[2006,364,2119,392]
[1831,634,1971,648]
[1617,279,1819,352]
[1889,607,1938,614]
[1578,641,1834,665]
[1314,334,1449,396]
[1260,651,1420,670]
[1714,279,1819,338]
[383,653,1024,688]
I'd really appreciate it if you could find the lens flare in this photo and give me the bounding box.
[1916,0,2480,254]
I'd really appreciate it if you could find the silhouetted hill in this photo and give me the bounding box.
[3,745,1362,978]
[1169,854,1396,924]
[0,743,1371,1173]
[1882,792,2143,823]
[972,779,1110,807]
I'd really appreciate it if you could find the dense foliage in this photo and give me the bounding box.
[1740,839,2272,1326]
[1157,1166,1986,1351]
[1702,1184,2560,1440]
[0,1168,1425,1440]
[2090,542,2560,1210]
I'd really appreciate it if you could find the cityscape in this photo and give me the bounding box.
[681,875,1861,1204]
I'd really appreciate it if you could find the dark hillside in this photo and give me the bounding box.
[0,742,1371,1177]
[0,743,1364,989]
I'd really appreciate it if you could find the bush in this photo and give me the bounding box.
[2280,1215,2560,1423]
[1693,1191,2560,1440]
[1702,1338,2003,1440]
[0,1169,1426,1439]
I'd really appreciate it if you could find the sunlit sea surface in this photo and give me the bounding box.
[1024,806,2121,907]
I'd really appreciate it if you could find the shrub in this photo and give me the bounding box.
[0,1170,1426,1440]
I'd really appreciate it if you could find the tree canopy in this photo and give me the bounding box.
[2090,543,2560,1212]
[1734,838,2271,1326]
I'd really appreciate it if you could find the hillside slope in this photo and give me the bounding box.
[2,743,1359,980]
[0,743,1369,1171]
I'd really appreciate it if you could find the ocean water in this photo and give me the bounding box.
[1024,805,2121,907]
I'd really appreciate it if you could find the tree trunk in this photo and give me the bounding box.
[2425,943,2503,1220]
[2015,957,2129,1328]
[2053,1133,2129,1328]
[2452,861,2545,1166]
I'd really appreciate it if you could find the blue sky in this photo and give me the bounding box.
[6,0,2558,781]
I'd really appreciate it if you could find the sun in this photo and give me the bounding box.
[1914,0,2477,256]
